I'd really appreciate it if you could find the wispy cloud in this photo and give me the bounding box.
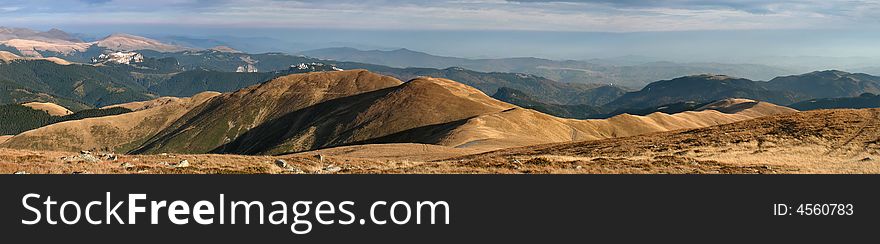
[1,6,22,12]
[0,0,877,32]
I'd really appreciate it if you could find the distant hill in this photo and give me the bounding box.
[0,27,189,61]
[491,87,606,119]
[333,65,628,106]
[148,70,280,97]
[301,47,468,68]
[605,74,801,110]
[21,102,72,116]
[0,58,285,109]
[790,93,880,110]
[605,70,880,111]
[766,70,880,99]
[94,33,189,52]
[300,47,794,88]
[0,51,72,65]
[140,49,316,72]
[605,101,710,117]
[3,49,621,113]
[141,48,631,107]
[0,27,81,42]
[0,60,156,109]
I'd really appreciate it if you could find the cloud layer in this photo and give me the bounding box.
[1,0,878,32]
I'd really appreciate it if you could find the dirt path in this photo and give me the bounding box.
[825,109,879,155]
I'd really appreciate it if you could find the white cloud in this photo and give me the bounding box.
[1,6,22,12]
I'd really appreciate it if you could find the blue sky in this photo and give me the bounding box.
[2,0,880,61]
[3,0,879,32]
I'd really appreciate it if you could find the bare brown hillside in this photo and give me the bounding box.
[0,50,72,65]
[2,70,793,157]
[1,108,875,174]
[419,98,795,151]
[1,92,220,152]
[131,69,408,154]
[443,108,880,174]
[21,102,72,116]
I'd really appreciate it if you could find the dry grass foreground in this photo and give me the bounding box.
[2,108,878,174]
[447,108,880,174]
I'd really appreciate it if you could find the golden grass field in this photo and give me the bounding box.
[2,108,877,174]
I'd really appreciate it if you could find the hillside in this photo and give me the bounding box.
[491,87,605,119]
[0,104,132,135]
[2,107,874,174]
[2,29,630,110]
[336,65,627,106]
[0,27,81,42]
[414,98,795,152]
[1,92,219,152]
[94,33,189,52]
[0,70,791,156]
[0,50,72,65]
[767,70,880,99]
[790,93,880,110]
[0,39,92,57]
[451,108,879,174]
[0,60,156,108]
[148,70,280,97]
[131,71,510,155]
[21,102,72,116]
[605,74,801,110]
[138,50,627,107]
[141,49,316,72]
[0,57,288,109]
[1,27,189,62]
[131,71,791,154]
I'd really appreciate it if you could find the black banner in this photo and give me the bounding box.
[1,175,876,242]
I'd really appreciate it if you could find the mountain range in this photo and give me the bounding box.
[488,71,880,118]
[5,46,880,122]
[5,27,879,114]
[603,71,880,111]
[0,27,189,59]
[300,47,796,88]
[1,37,630,112]
[0,70,796,155]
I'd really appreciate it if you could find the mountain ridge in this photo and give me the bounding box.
[300,47,795,87]
[0,70,795,155]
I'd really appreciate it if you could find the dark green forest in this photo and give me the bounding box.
[0,104,132,135]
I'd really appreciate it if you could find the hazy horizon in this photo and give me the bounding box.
[4,0,880,65]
